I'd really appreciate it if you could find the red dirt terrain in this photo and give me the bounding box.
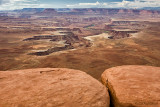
[0,8,160,80]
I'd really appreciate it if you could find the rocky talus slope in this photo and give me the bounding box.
[101,65,160,107]
[0,68,110,107]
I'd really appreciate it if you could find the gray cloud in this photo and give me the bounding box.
[0,0,10,5]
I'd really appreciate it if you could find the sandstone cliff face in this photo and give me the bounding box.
[108,30,131,39]
[0,68,110,107]
[101,65,160,107]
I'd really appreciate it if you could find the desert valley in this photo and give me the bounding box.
[0,8,160,79]
[0,7,160,107]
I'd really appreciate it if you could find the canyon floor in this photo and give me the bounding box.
[0,9,160,80]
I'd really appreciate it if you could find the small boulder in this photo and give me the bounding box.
[0,68,110,107]
[101,65,160,107]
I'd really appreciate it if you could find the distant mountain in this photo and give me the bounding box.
[32,8,160,18]
[42,9,57,13]
[141,7,160,11]
[68,8,160,16]
[14,8,45,13]
[35,8,58,16]
[55,8,71,12]
[1,8,160,18]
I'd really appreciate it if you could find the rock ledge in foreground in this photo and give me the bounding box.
[101,65,160,107]
[0,68,110,107]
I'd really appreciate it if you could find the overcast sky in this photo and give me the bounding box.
[0,0,160,10]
